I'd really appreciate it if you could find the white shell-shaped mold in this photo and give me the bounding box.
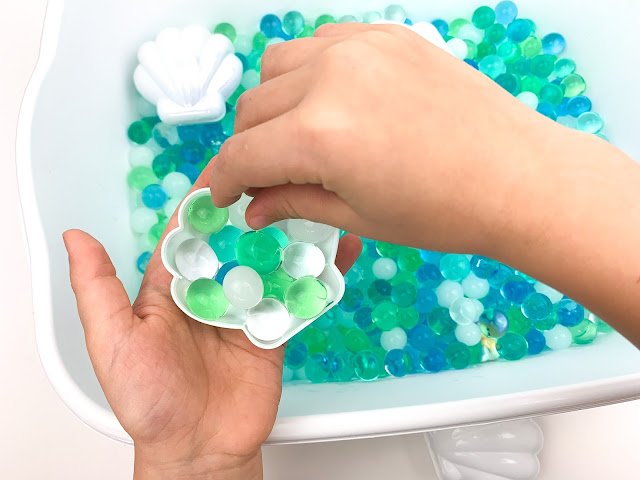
[161,188,345,349]
[134,26,243,126]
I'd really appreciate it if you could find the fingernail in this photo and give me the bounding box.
[248,215,273,230]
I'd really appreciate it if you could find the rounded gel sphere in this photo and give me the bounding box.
[544,324,572,350]
[380,327,408,351]
[175,238,220,281]
[222,266,264,309]
[246,298,291,342]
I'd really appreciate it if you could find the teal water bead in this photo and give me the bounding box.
[261,227,289,249]
[390,282,417,307]
[521,292,552,321]
[497,41,521,63]
[496,73,520,95]
[340,287,364,312]
[338,15,359,23]
[484,23,506,44]
[497,332,528,360]
[440,254,471,281]
[554,58,576,79]
[478,54,506,79]
[383,4,406,22]
[362,10,382,23]
[472,6,495,29]
[315,14,335,28]
[372,300,399,331]
[214,22,237,42]
[539,83,564,106]
[305,354,331,383]
[544,324,572,350]
[329,352,355,382]
[397,248,422,272]
[127,167,157,190]
[428,307,456,336]
[284,339,308,369]
[384,349,412,377]
[446,341,471,369]
[261,268,294,303]
[561,74,586,97]
[530,54,555,78]
[282,11,305,37]
[568,319,598,345]
[506,18,531,43]
[209,225,242,263]
[186,278,229,320]
[475,41,496,60]
[152,154,176,179]
[236,231,283,274]
[187,197,228,236]
[576,112,604,134]
[398,306,419,330]
[353,350,382,381]
[285,277,328,319]
[128,120,152,144]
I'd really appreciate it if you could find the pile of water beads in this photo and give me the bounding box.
[126,1,613,383]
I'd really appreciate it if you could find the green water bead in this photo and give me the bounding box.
[188,196,229,234]
[236,231,283,274]
[261,268,294,303]
[398,306,419,330]
[446,341,471,369]
[282,11,305,37]
[561,74,586,97]
[475,41,496,60]
[521,36,542,59]
[315,14,335,28]
[428,307,456,336]
[296,25,315,38]
[148,220,168,247]
[597,319,614,333]
[484,23,506,44]
[449,18,470,36]
[497,41,521,63]
[390,271,418,287]
[228,85,245,106]
[568,319,598,345]
[127,167,157,190]
[344,328,371,353]
[305,354,331,383]
[521,75,545,95]
[530,54,556,78]
[214,22,237,42]
[376,241,402,258]
[128,120,152,144]
[252,32,269,51]
[534,311,558,331]
[391,282,417,307]
[186,278,229,320]
[298,327,329,355]
[397,248,422,272]
[464,40,478,60]
[372,300,399,331]
[539,83,564,105]
[469,343,483,365]
[553,58,576,79]
[507,307,532,334]
[472,6,495,29]
[285,277,328,319]
[508,57,530,76]
[497,332,528,360]
[353,350,382,381]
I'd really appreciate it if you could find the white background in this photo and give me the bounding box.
[1,1,639,478]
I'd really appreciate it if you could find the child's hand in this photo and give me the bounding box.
[64,163,362,479]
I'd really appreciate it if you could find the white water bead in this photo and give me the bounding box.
[245,298,291,342]
[287,219,334,243]
[461,273,490,299]
[228,194,253,232]
[380,327,408,351]
[162,172,192,198]
[372,258,398,280]
[457,24,484,43]
[136,96,158,117]
[516,91,539,110]
[234,35,253,55]
[435,280,464,308]
[175,238,220,281]
[544,325,572,350]
[470,298,485,319]
[129,146,155,167]
[282,243,326,279]
[533,281,564,304]
[455,323,482,346]
[163,197,183,218]
[131,207,159,234]
[447,38,468,59]
[241,70,260,89]
[222,266,264,309]
[449,297,478,325]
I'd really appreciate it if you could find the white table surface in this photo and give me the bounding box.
[1,1,638,478]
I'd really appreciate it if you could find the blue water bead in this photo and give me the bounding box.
[177,163,200,184]
[432,19,448,37]
[344,262,365,285]
[501,276,532,304]
[384,349,412,377]
[416,263,444,288]
[542,33,566,55]
[440,254,471,281]
[421,346,447,372]
[141,184,168,210]
[482,287,512,311]
[495,1,518,24]
[153,123,180,148]
[404,18,413,26]
[524,328,546,355]
[136,251,152,273]
[506,18,531,43]
[284,339,308,369]
[209,225,242,263]
[354,307,375,332]
[282,11,305,37]
[521,292,552,320]
[236,53,249,72]
[419,250,442,263]
[415,287,438,314]
[555,298,585,327]
[199,122,226,149]
[340,287,364,312]
[260,14,283,38]
[404,346,424,373]
[313,312,336,330]
[537,102,558,121]
[215,260,239,284]
[408,324,436,350]
[478,55,506,79]
[180,141,207,164]
[567,96,592,117]
[470,256,499,279]
[177,124,202,142]
[367,328,382,346]
[372,279,392,296]
[367,240,380,257]
[555,98,570,117]
[488,263,514,288]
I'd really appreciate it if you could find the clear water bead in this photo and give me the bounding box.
[372,258,398,280]
[380,327,408,351]
[246,298,291,342]
[287,219,333,243]
[282,242,326,278]
[222,266,264,309]
[175,238,220,281]
[576,112,604,134]
[131,207,159,234]
[228,194,253,232]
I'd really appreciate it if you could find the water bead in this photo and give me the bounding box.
[315,14,336,28]
[432,19,449,37]
[501,275,531,304]
[383,4,406,23]
[266,37,286,47]
[338,15,359,23]
[398,306,420,330]
[128,167,157,190]
[368,279,390,304]
[475,41,495,60]
[163,198,180,221]
[340,287,365,312]
[129,146,154,168]
[561,74,586,97]
[449,297,479,325]
[298,327,329,355]
[304,354,331,383]
[471,6,495,29]
[530,54,555,78]
[435,280,464,308]
[415,287,438,314]
[372,300,400,331]
[520,292,552,321]
[428,307,456,336]
[282,242,325,279]
[446,341,471,369]
[260,14,283,38]
[496,73,520,95]
[397,248,422,272]
[497,41,520,62]
[148,220,168,247]
[419,250,442,263]
[390,282,417,307]
[520,36,542,59]
[470,256,499,279]
[440,254,471,281]
[236,231,282,274]
[252,32,269,52]
[343,328,370,353]
[538,100,557,119]
[479,54,507,79]
[416,263,444,287]
[188,196,229,234]
[131,207,159,234]
[234,34,253,56]
[507,306,532,334]
[495,1,518,24]
[161,172,191,199]
[285,277,328,319]
[555,97,570,117]
[227,195,252,232]
[136,251,152,273]
[152,153,176,179]
[215,260,237,284]
[141,184,168,210]
[214,22,237,42]
[258,268,293,304]
[449,18,471,36]
[384,349,412,377]
[567,95,592,117]
[557,115,577,129]
[329,351,355,381]
[372,257,398,280]
[515,92,538,110]
[506,18,531,43]
[461,272,490,299]
[353,350,381,380]
[544,324,572,350]
[362,10,382,23]
[553,58,576,79]
[479,309,509,338]
[206,226,240,263]
[576,112,604,134]
[177,163,200,184]
[175,238,219,281]
[354,307,375,332]
[524,328,546,354]
[497,332,528,360]
[376,241,402,258]
[568,319,598,345]
[447,38,468,59]
[284,339,308,368]
[222,266,263,309]
[458,24,484,44]
[542,33,565,55]
[344,262,365,284]
[420,346,446,373]
[555,298,585,327]
[186,278,229,320]
[455,323,482,346]
[288,219,333,243]
[484,23,506,45]
[128,120,152,144]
